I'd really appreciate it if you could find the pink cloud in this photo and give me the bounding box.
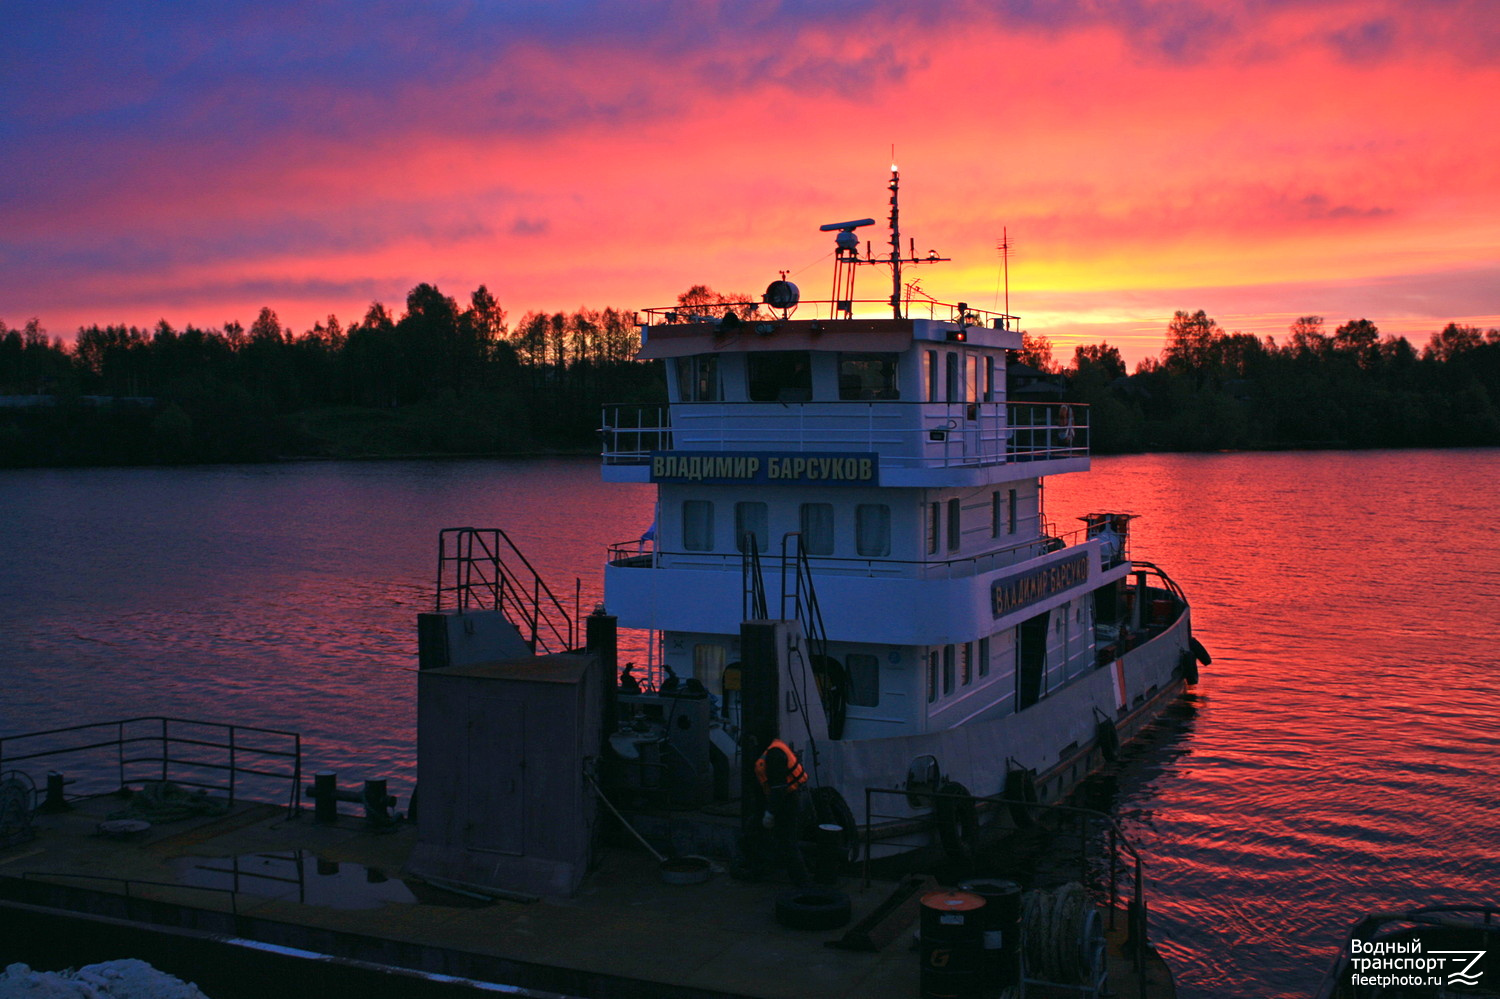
[4,1,1497,361]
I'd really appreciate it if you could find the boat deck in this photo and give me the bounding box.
[0,795,1173,999]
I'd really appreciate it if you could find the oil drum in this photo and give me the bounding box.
[919,890,986,999]
[959,879,1023,993]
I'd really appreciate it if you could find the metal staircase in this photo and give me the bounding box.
[435,527,575,654]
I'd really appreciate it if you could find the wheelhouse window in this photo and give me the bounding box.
[846,653,880,706]
[945,352,960,401]
[838,352,900,400]
[747,350,811,402]
[925,349,938,401]
[675,355,720,402]
[855,504,891,557]
[800,503,834,556]
[735,501,768,553]
[682,500,714,551]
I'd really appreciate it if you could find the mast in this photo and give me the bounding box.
[889,166,902,319]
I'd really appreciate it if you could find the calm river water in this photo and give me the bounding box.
[1,450,1496,998]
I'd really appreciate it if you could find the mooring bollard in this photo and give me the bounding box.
[309,771,338,824]
[304,772,398,827]
[38,772,73,814]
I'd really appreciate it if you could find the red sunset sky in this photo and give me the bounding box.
[4,1,1498,367]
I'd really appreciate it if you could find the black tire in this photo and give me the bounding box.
[936,780,979,862]
[811,655,848,740]
[1003,768,1039,827]
[809,785,860,864]
[1180,649,1200,684]
[1095,718,1120,762]
[775,888,852,931]
[1190,636,1212,666]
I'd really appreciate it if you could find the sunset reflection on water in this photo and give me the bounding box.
[1,449,1496,997]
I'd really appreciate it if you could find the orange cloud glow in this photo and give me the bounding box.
[4,1,1497,367]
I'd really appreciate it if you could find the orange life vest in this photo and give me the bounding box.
[755,739,808,791]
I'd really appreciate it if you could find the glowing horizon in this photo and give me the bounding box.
[4,2,1498,368]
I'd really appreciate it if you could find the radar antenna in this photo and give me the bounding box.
[820,218,875,320]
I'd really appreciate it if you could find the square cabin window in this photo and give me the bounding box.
[747,351,812,402]
[846,653,880,707]
[675,355,719,401]
[855,504,891,557]
[800,503,834,556]
[682,500,714,551]
[735,501,768,553]
[838,353,900,400]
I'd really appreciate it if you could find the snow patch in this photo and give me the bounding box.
[0,960,210,999]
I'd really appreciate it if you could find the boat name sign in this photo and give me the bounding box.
[649,451,879,486]
[992,551,1090,618]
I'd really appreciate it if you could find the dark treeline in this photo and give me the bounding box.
[2,292,1497,466]
[1046,312,1500,452]
[0,283,660,466]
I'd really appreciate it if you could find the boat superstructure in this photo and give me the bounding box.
[596,171,1204,850]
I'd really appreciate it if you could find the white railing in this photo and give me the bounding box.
[601,400,1087,468]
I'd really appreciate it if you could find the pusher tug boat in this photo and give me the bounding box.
[589,168,1210,861]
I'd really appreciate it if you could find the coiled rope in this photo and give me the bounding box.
[1021,882,1105,985]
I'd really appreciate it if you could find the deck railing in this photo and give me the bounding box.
[0,717,302,814]
[639,296,1019,327]
[600,400,1088,468]
[607,520,1109,581]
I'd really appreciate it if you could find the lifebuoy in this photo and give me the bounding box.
[1095,717,1120,762]
[1003,768,1039,827]
[1058,405,1076,444]
[936,780,980,862]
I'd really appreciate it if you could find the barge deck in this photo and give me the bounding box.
[0,794,1172,999]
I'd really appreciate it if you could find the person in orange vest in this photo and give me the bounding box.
[756,738,810,885]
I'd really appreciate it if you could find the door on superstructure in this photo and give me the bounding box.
[1016,611,1050,710]
[964,352,982,460]
[466,698,526,855]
